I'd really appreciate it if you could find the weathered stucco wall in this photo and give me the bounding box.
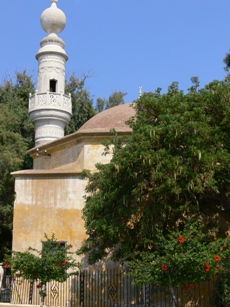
[12,125,122,268]
[12,134,114,260]
[12,173,87,261]
[32,137,111,171]
[83,143,112,169]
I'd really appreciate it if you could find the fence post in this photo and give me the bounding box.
[1,264,7,289]
[28,280,34,304]
[80,271,84,307]
[144,284,150,307]
[0,264,4,289]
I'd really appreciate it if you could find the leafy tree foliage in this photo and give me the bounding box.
[95,91,127,113]
[6,235,80,307]
[65,74,95,134]
[0,72,35,152]
[127,221,230,286]
[224,52,230,69]
[0,72,35,260]
[80,76,230,265]
[128,221,230,306]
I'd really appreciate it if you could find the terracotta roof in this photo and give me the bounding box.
[78,103,135,133]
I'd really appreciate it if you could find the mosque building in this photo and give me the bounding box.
[11,0,135,263]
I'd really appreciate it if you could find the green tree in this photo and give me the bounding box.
[0,72,35,158]
[6,235,80,307]
[0,105,28,261]
[0,72,35,260]
[95,90,127,113]
[127,221,230,306]
[224,51,230,69]
[79,76,230,265]
[65,74,95,134]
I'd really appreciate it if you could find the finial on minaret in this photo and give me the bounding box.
[50,0,58,7]
[50,0,58,6]
[40,0,66,36]
[138,86,142,98]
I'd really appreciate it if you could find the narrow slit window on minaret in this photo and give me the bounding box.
[50,79,57,92]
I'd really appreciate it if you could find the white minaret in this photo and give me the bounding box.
[29,0,72,146]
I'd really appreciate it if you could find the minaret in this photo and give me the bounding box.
[29,0,72,146]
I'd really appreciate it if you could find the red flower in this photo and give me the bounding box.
[216,265,220,270]
[64,260,69,265]
[178,236,184,243]
[214,255,220,262]
[4,264,9,269]
[212,275,217,279]
[190,283,194,287]
[58,263,63,267]
[205,265,210,272]
[162,264,167,271]
[36,285,40,289]
[69,244,73,248]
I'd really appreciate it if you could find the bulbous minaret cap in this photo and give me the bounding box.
[40,0,66,35]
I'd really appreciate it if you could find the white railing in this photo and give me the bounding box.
[29,92,72,114]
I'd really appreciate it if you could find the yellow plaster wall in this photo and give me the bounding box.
[33,141,84,170]
[83,143,112,170]
[33,137,112,171]
[12,174,87,262]
[12,137,114,264]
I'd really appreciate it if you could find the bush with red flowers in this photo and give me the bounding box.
[5,234,80,307]
[128,221,230,306]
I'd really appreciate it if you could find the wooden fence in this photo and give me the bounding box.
[1,269,229,307]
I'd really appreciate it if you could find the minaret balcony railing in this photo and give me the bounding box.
[29,92,72,114]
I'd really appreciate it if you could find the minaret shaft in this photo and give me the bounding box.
[29,0,71,147]
[37,53,66,94]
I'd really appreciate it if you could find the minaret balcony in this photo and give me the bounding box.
[29,92,72,114]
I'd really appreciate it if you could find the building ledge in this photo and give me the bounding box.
[11,169,82,177]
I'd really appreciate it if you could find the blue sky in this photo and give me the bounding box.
[1,0,230,104]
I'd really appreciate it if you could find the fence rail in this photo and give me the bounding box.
[1,268,229,307]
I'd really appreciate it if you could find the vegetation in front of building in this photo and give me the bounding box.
[79,75,230,304]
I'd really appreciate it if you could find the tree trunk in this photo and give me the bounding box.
[40,284,46,307]
[168,274,178,307]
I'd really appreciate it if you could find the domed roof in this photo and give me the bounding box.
[40,0,66,35]
[78,103,135,133]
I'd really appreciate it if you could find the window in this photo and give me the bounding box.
[49,79,57,92]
